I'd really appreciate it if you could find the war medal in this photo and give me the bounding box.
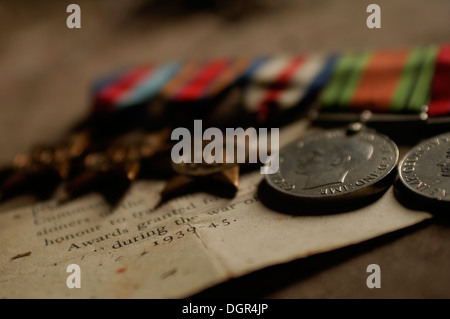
[397,44,450,209]
[0,129,90,200]
[398,132,450,207]
[266,124,398,206]
[65,128,171,200]
[161,161,240,202]
[160,135,240,203]
[264,45,442,208]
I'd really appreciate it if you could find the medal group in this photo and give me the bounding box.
[1,44,450,212]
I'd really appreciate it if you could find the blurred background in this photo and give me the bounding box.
[1,0,449,166]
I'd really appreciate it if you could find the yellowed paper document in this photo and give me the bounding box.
[0,174,431,298]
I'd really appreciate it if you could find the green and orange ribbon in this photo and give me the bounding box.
[320,45,441,115]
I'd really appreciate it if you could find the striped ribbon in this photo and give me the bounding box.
[91,44,449,120]
[428,44,450,116]
[168,58,230,102]
[162,57,263,103]
[93,62,183,114]
[243,54,337,122]
[92,58,262,114]
[320,46,439,114]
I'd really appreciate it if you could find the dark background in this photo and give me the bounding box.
[1,0,450,298]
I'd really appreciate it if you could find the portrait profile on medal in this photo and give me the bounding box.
[266,128,398,203]
[295,139,374,189]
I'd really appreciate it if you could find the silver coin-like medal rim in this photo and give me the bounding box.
[398,131,450,202]
[265,128,399,200]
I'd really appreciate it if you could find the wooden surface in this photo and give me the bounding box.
[1,0,450,298]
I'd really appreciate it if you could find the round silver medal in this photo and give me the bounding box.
[265,127,399,204]
[398,132,450,205]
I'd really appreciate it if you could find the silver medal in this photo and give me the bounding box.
[265,126,399,205]
[398,132,450,206]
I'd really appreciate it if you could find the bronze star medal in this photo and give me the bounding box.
[0,129,90,200]
[159,128,276,202]
[160,137,241,202]
[161,161,240,201]
[65,128,171,201]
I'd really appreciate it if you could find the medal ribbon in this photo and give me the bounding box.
[116,62,183,108]
[320,46,439,115]
[206,57,253,97]
[254,56,305,122]
[93,65,154,114]
[243,54,337,122]
[160,58,258,103]
[170,59,230,102]
[428,44,450,116]
[92,62,185,115]
[91,44,449,121]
